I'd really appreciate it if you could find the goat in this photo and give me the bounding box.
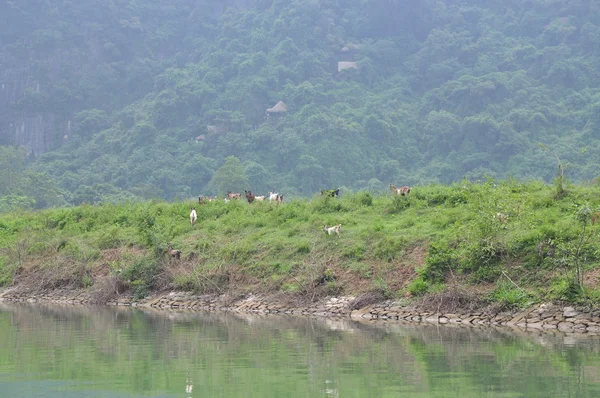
[226,191,240,200]
[255,195,266,201]
[245,190,255,203]
[390,184,411,196]
[166,244,181,260]
[321,188,340,197]
[198,196,216,204]
[495,212,508,223]
[190,208,197,225]
[227,191,242,200]
[276,194,283,203]
[322,224,342,237]
[268,192,280,202]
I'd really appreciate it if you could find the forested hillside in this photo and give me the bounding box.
[2,0,600,207]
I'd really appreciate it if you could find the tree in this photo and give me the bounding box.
[208,156,249,196]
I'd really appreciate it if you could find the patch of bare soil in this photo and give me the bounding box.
[333,245,426,296]
[584,267,600,289]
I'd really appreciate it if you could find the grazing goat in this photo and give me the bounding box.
[322,224,342,237]
[390,184,411,196]
[255,195,265,201]
[321,188,340,197]
[269,192,280,202]
[227,191,242,200]
[167,244,181,260]
[245,190,255,204]
[495,212,508,223]
[198,196,216,204]
[190,208,197,225]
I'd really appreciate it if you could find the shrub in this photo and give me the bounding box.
[311,195,346,213]
[296,240,311,254]
[421,240,456,283]
[349,191,373,207]
[342,244,366,260]
[407,277,429,296]
[549,276,583,302]
[490,281,530,308]
[373,236,409,261]
[0,256,17,287]
[385,195,410,214]
[122,256,159,299]
[97,226,122,249]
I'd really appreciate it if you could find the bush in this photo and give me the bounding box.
[122,256,159,299]
[385,195,411,214]
[490,281,531,308]
[342,244,366,260]
[421,240,456,283]
[349,191,373,207]
[373,236,409,261]
[407,277,429,296]
[549,276,583,302]
[311,195,346,213]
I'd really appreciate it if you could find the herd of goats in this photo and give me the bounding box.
[165,184,411,260]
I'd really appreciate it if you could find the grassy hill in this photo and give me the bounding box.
[2,180,600,308]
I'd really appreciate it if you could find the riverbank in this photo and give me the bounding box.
[2,287,600,334]
[2,181,600,317]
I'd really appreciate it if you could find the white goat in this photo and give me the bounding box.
[190,208,197,225]
[322,224,342,237]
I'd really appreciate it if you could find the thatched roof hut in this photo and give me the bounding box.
[206,125,228,134]
[338,62,358,72]
[266,101,288,114]
[340,43,361,53]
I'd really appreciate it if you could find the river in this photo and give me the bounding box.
[1,302,599,397]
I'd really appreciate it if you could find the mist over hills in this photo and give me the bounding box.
[2,0,600,207]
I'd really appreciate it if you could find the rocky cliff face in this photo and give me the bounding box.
[0,62,71,157]
[0,0,252,158]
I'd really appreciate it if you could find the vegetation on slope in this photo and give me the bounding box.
[1,180,600,307]
[2,0,600,207]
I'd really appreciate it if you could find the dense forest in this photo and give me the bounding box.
[2,0,600,208]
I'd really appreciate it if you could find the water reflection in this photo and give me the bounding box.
[0,302,599,397]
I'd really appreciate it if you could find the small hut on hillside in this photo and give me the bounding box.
[265,101,288,118]
[340,43,361,61]
[338,43,360,72]
[338,62,358,72]
[206,125,229,134]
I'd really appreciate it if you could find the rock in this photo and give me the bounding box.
[563,307,579,318]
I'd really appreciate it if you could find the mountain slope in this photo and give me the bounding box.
[1,0,600,204]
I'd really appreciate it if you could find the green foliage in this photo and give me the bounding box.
[407,277,429,296]
[122,256,159,300]
[491,281,531,309]
[2,1,600,205]
[208,156,249,196]
[373,236,409,261]
[421,240,456,283]
[2,181,600,304]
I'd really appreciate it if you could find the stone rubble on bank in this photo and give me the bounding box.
[1,288,599,334]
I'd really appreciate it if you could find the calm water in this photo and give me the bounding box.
[1,303,600,397]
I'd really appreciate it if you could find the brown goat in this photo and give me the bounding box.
[390,184,411,196]
[167,244,181,260]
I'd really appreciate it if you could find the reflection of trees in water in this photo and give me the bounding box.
[1,302,600,396]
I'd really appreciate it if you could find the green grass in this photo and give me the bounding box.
[2,180,600,305]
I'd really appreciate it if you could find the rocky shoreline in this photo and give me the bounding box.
[1,288,600,334]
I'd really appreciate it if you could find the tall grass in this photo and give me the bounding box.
[1,180,600,304]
